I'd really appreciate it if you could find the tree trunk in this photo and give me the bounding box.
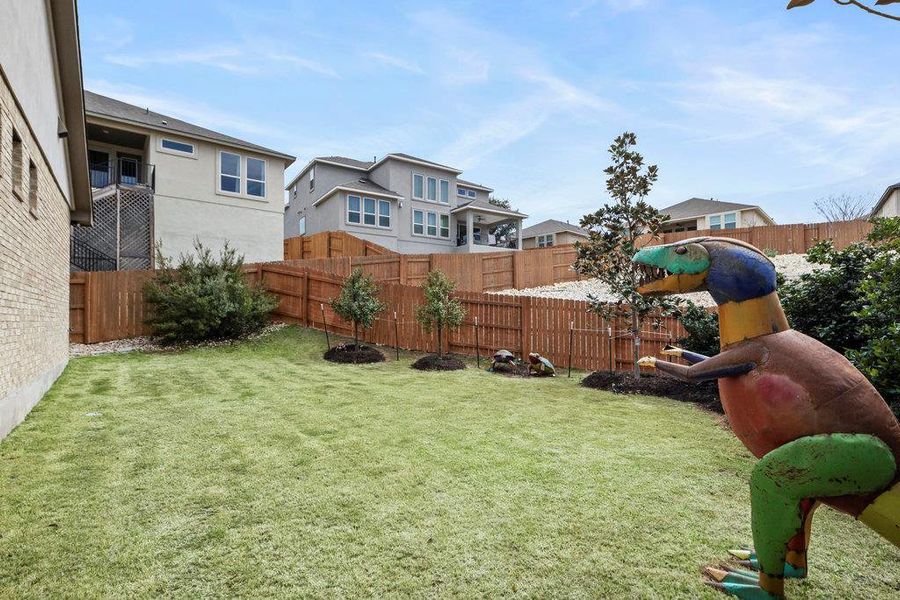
[437,325,443,357]
[631,311,640,379]
[354,321,359,348]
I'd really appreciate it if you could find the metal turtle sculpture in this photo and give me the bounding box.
[527,352,556,377]
[631,237,900,599]
[489,349,518,373]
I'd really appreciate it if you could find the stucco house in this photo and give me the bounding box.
[520,219,589,249]
[1,0,92,440]
[284,153,527,253]
[658,198,775,233]
[71,91,295,270]
[871,182,899,218]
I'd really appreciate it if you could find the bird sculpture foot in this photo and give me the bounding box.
[703,566,785,599]
[728,549,807,579]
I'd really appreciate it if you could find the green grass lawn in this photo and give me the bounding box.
[1,327,897,598]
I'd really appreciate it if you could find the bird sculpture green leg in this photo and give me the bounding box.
[630,237,900,599]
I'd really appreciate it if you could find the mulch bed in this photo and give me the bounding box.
[324,343,385,364]
[411,354,466,371]
[581,371,722,413]
[488,362,530,378]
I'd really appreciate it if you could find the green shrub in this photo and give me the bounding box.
[763,248,778,258]
[144,241,277,344]
[329,268,385,347]
[675,301,719,358]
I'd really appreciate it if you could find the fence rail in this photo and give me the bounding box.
[69,263,685,374]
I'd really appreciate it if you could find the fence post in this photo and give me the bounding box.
[301,270,309,326]
[475,316,480,368]
[399,255,408,285]
[513,252,523,289]
[83,272,93,344]
[567,320,574,378]
[394,311,400,361]
[321,303,331,349]
[520,296,532,358]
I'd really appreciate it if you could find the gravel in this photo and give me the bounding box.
[70,323,288,357]
[495,253,821,307]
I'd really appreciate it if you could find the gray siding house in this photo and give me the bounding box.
[284,153,526,253]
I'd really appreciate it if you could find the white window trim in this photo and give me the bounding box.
[537,233,555,248]
[217,150,243,197]
[439,178,450,204]
[158,137,197,158]
[246,156,267,198]
[411,209,450,239]
[457,186,468,197]
[298,215,306,236]
[309,165,315,192]
[346,194,392,230]
[426,176,438,202]
[412,172,424,200]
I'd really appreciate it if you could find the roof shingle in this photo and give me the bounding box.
[521,219,588,239]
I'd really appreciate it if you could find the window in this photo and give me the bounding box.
[413,209,447,237]
[363,197,377,225]
[309,165,315,191]
[247,157,266,197]
[413,210,424,235]
[440,214,450,238]
[378,200,391,227]
[467,189,476,199]
[292,186,297,200]
[457,186,467,197]
[537,234,554,248]
[28,160,38,216]
[298,216,306,235]
[427,177,437,201]
[160,138,195,155]
[709,215,721,230]
[348,195,361,223]
[724,213,737,229]
[473,227,482,243]
[11,129,23,198]
[427,211,437,236]
[439,179,449,204]
[413,173,424,199]
[219,151,241,194]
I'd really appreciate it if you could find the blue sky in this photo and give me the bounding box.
[77,0,900,225]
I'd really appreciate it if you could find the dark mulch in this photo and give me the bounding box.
[324,344,385,364]
[411,354,466,371]
[488,362,530,378]
[581,371,722,413]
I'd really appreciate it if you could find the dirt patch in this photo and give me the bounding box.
[324,344,385,364]
[581,371,722,413]
[411,354,466,371]
[488,362,530,378]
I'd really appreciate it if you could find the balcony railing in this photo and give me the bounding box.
[70,236,116,272]
[89,157,156,190]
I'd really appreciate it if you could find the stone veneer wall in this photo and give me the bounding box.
[0,72,71,441]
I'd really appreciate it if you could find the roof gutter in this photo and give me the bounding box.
[450,204,528,219]
[312,185,404,207]
[49,0,92,226]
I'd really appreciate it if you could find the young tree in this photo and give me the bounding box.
[330,268,386,347]
[416,270,466,357]
[574,132,680,377]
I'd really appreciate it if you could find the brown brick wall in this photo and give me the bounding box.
[0,72,71,438]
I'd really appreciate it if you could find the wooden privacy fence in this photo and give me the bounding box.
[283,231,393,260]
[283,245,581,293]
[69,263,685,373]
[638,219,872,254]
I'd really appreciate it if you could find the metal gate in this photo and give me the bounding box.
[71,187,153,271]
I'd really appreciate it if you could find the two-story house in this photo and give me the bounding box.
[657,198,776,233]
[71,91,295,270]
[284,153,526,253]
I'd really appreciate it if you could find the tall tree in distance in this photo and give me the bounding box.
[574,132,680,378]
[813,192,874,222]
[488,196,518,248]
[787,0,900,22]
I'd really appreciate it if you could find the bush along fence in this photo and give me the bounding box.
[69,263,685,374]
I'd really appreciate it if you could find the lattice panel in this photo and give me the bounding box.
[118,187,153,270]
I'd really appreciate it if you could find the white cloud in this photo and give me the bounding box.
[362,52,424,75]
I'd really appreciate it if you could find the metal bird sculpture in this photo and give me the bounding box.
[632,237,900,599]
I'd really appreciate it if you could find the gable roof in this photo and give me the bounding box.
[451,198,528,219]
[659,198,768,221]
[312,178,403,207]
[871,182,900,217]
[288,152,467,189]
[84,91,295,163]
[521,219,589,239]
[378,152,462,174]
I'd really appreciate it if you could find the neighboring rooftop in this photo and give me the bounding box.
[456,178,494,192]
[659,197,764,221]
[451,198,528,218]
[871,182,900,217]
[521,219,589,239]
[288,152,466,188]
[84,90,295,162]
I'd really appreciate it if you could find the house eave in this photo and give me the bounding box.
[373,154,463,175]
[312,185,404,207]
[286,158,371,190]
[451,204,528,219]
